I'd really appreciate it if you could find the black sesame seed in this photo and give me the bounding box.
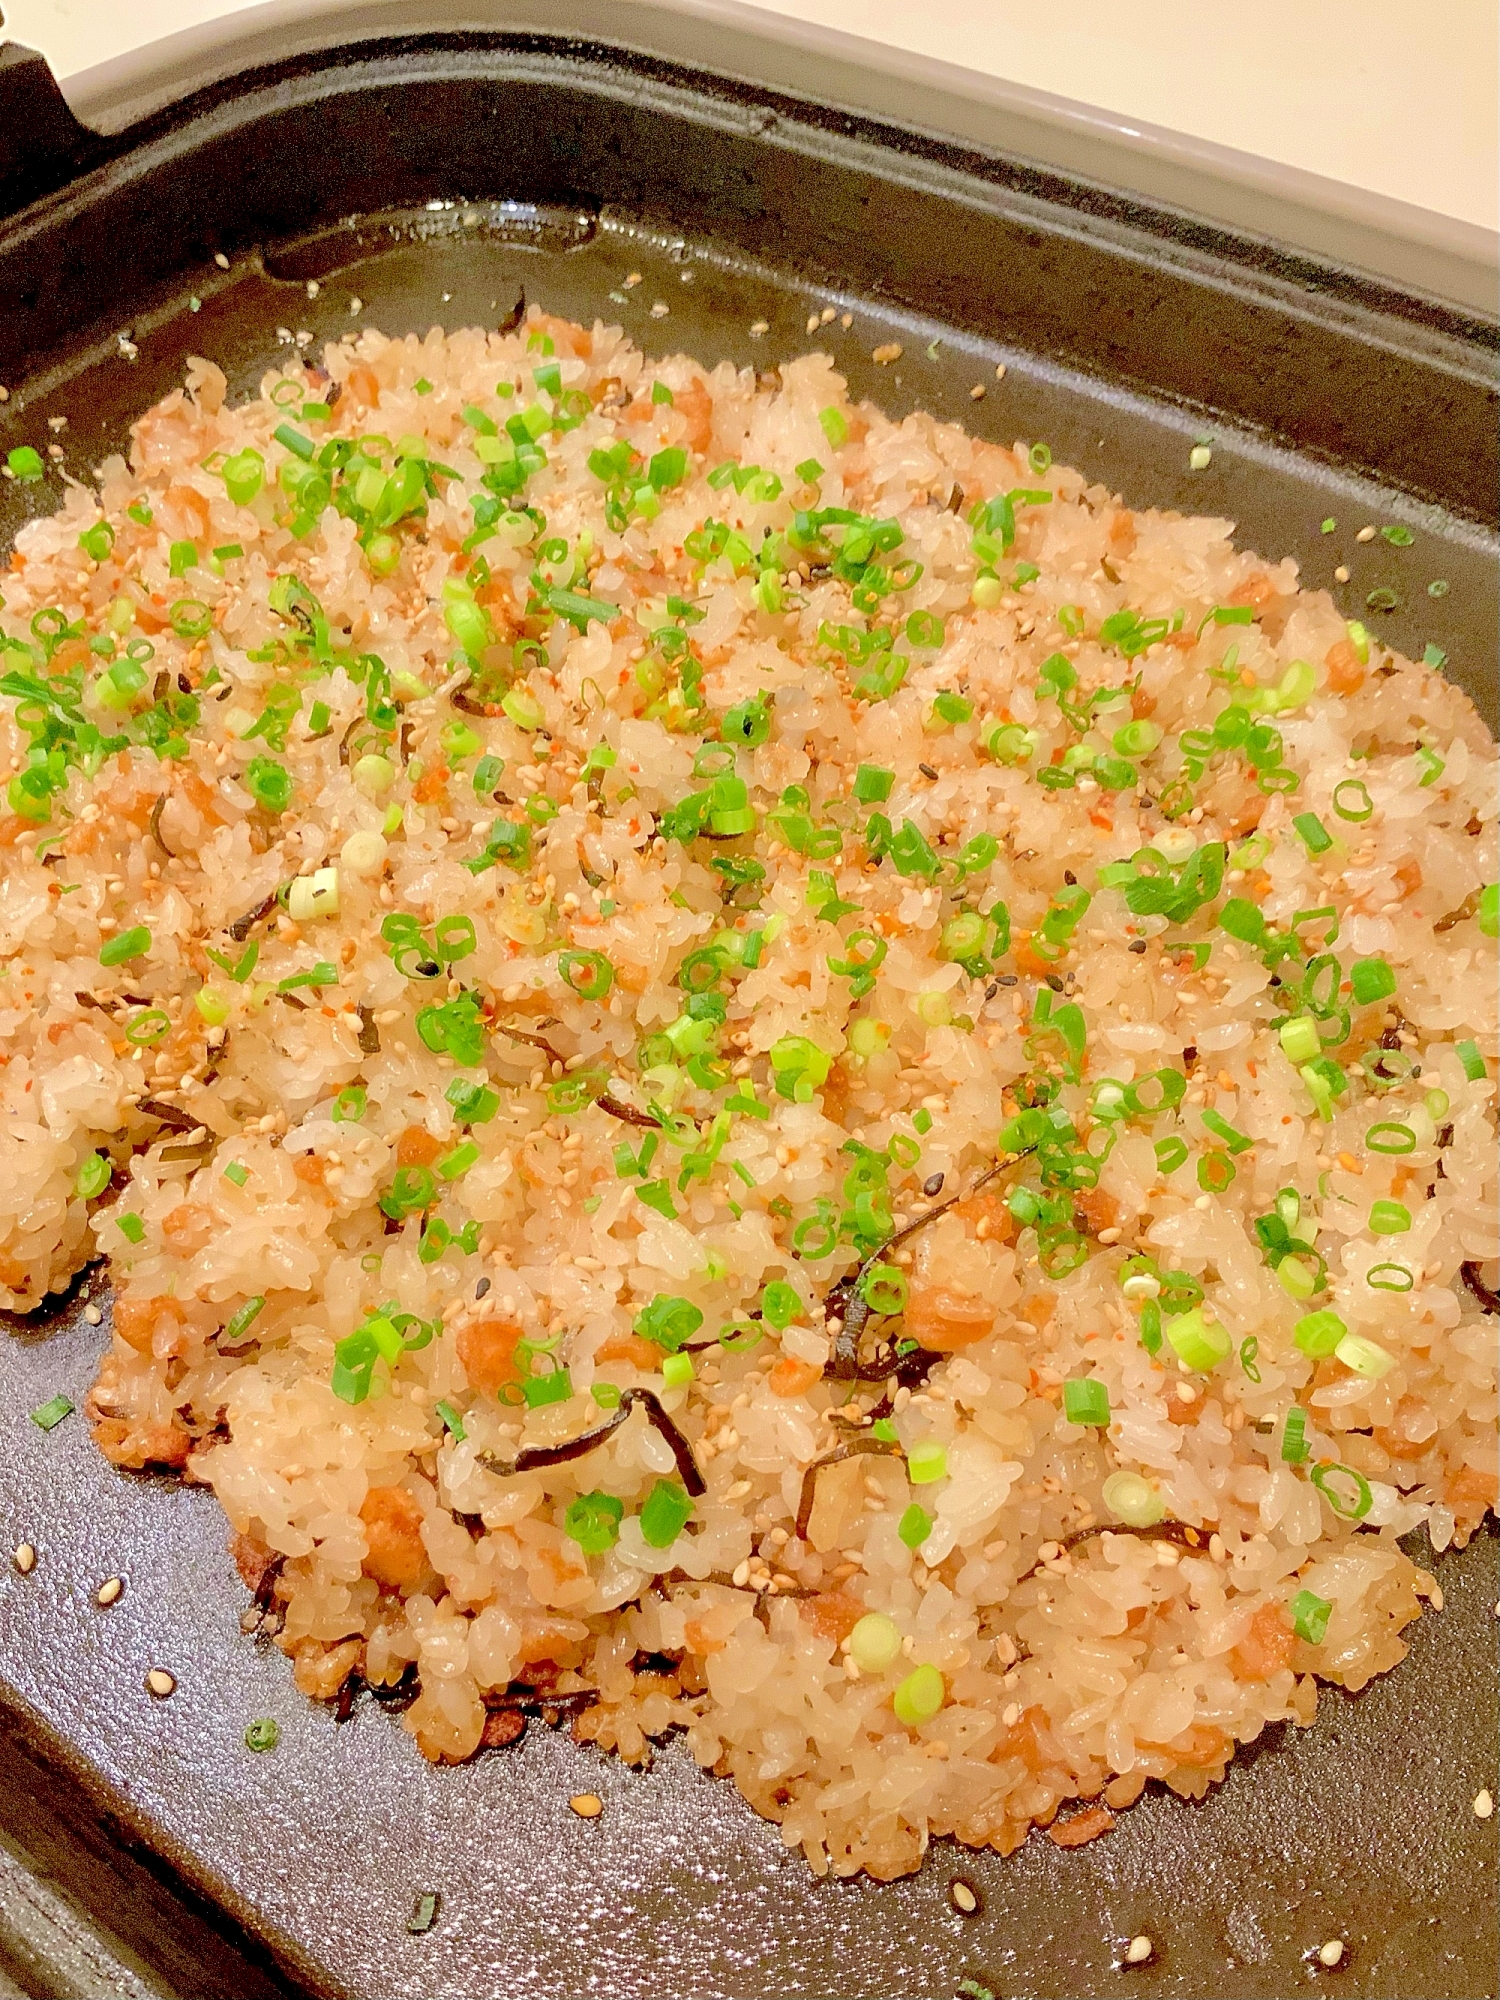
[998,974,1018,987]
[475,1275,492,1299]
[922,1172,945,1197]
[1063,869,1077,885]
[1129,939,1148,954]
[919,762,939,781]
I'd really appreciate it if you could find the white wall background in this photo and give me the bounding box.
[6,0,1495,232]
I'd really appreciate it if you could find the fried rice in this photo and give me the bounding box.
[0,310,1495,1879]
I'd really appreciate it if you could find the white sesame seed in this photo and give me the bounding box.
[95,1576,124,1606]
[1189,444,1212,470]
[1474,1788,1494,1819]
[1334,564,1351,582]
[949,1878,979,1914]
[1318,1938,1344,1968]
[1355,525,1376,543]
[84,1303,103,1325]
[13,1543,36,1574]
[145,1668,177,1698]
[1125,1935,1153,1965]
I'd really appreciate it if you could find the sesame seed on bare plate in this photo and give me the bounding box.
[13,1543,36,1575]
[1317,1938,1345,1968]
[145,1668,177,1699]
[95,1576,124,1606]
[872,343,902,365]
[1124,1935,1153,1965]
[1474,1789,1494,1819]
[949,1878,979,1915]
[568,1792,603,1818]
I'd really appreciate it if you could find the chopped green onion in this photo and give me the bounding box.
[273,422,315,461]
[1294,1308,1346,1358]
[438,1141,480,1180]
[1335,1331,1396,1379]
[1279,1016,1320,1065]
[29,1393,74,1431]
[661,1351,695,1390]
[222,1160,249,1187]
[906,1439,948,1484]
[634,1295,704,1352]
[1281,1406,1309,1462]
[1062,1377,1110,1426]
[639,1478,693,1548]
[116,1213,146,1244]
[1349,956,1396,1006]
[1309,1460,1372,1519]
[818,406,848,448]
[1101,1471,1164,1527]
[1292,812,1333,855]
[75,1152,112,1199]
[220,448,265,505]
[124,1009,170,1046]
[222,1296,264,1344]
[245,758,293,812]
[1154,1136,1189,1175]
[898,1503,932,1548]
[522,1368,573,1409]
[1201,1108,1252,1154]
[1277,1257,1317,1299]
[1364,1121,1415,1155]
[558,949,614,1001]
[1369,1199,1411,1234]
[1165,1307,1231,1372]
[100,926,151,967]
[849,1612,902,1672]
[406,1894,439,1936]
[7,446,45,482]
[853,764,896,804]
[1457,1040,1486,1081]
[564,1490,623,1555]
[1331,779,1373,822]
[892,1663,945,1726]
[1290,1588,1332,1643]
[244,1718,282,1753]
[1365,1262,1414,1292]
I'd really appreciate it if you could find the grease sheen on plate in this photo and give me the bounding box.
[1,305,1495,1883]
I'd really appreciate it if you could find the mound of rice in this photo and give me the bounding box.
[1,311,1494,1878]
